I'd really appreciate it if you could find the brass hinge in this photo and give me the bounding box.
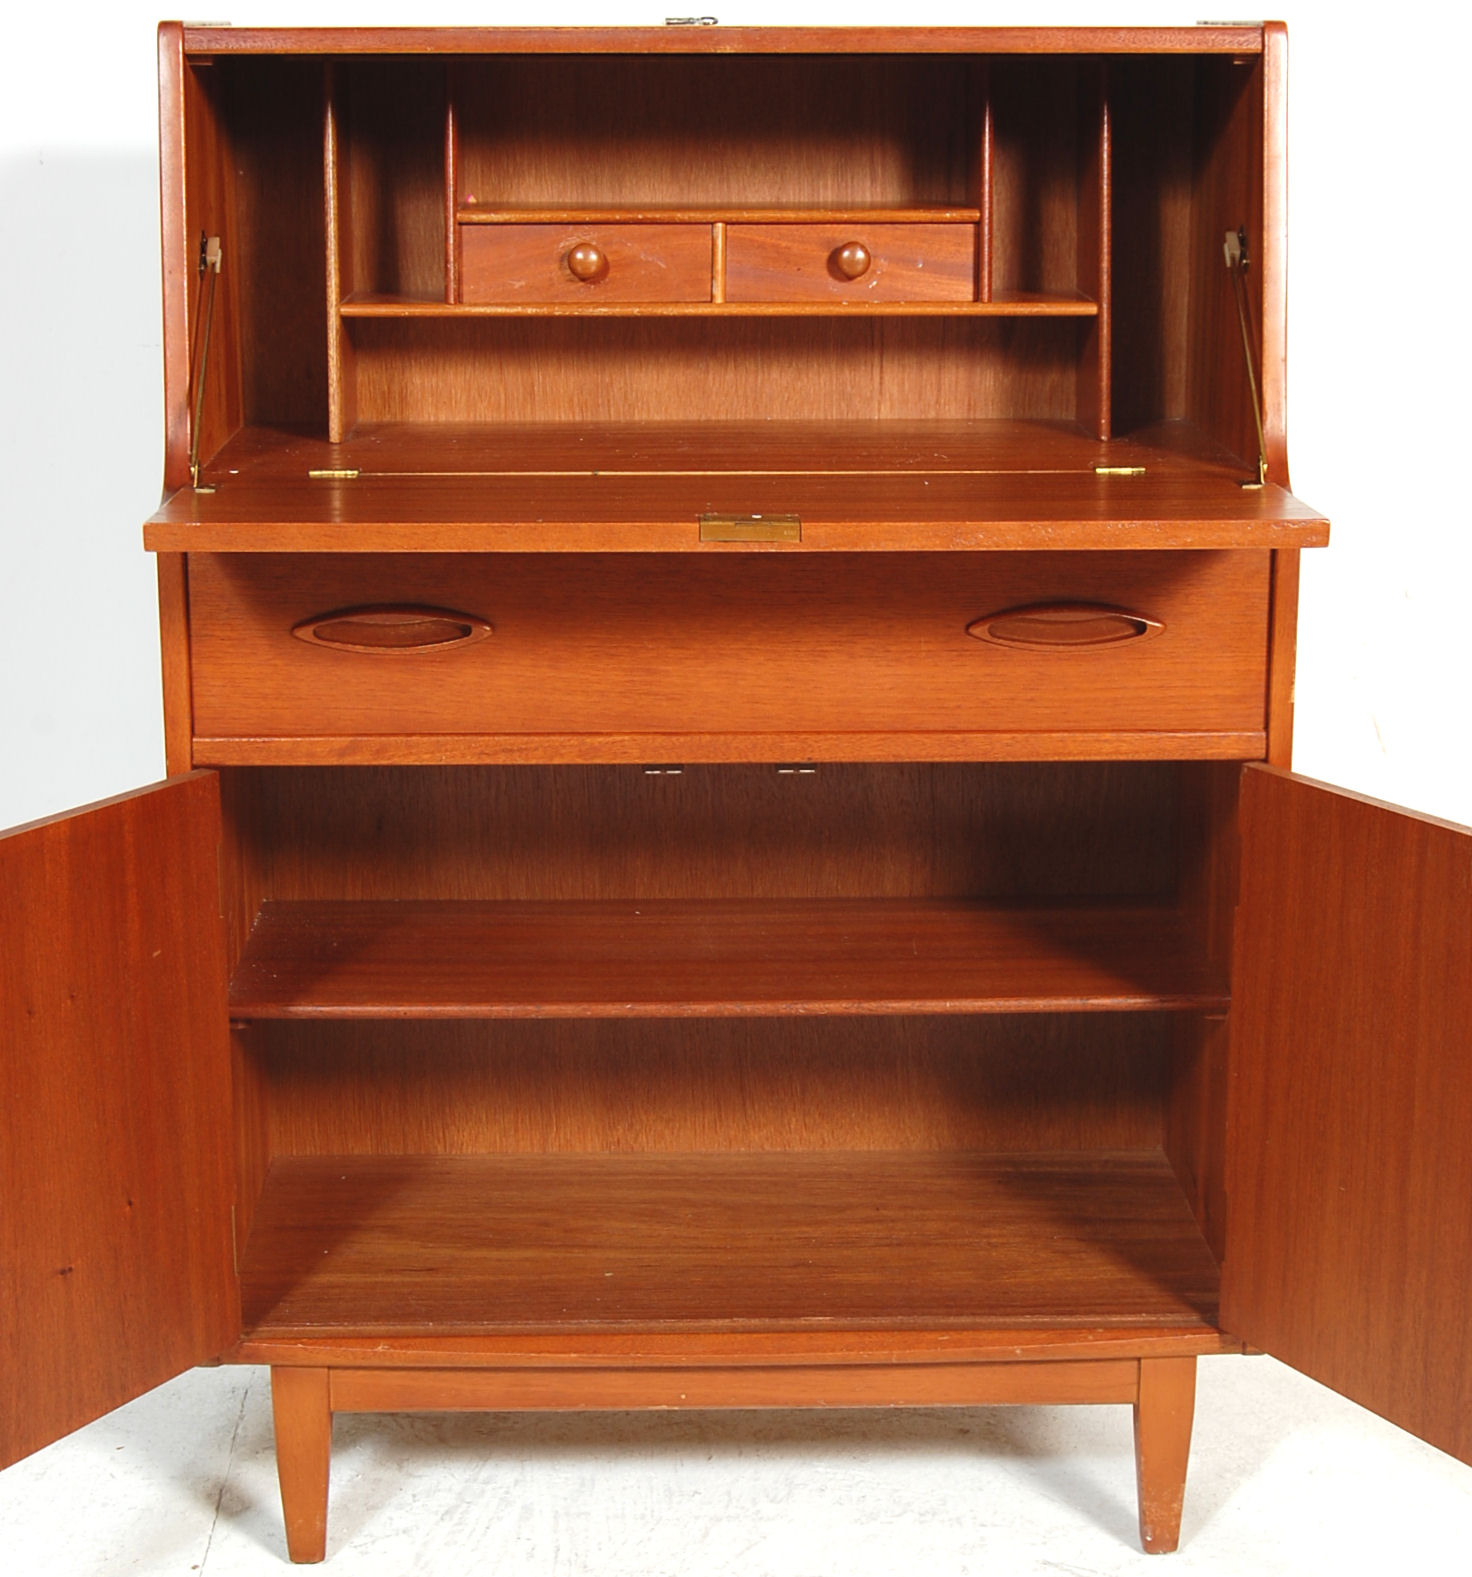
[699,512,801,543]
[308,467,360,480]
[1094,465,1146,477]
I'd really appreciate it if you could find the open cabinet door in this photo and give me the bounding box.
[0,774,237,1468]
[1223,764,1472,1464]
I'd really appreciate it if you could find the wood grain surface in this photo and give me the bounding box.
[228,897,1225,1019]
[327,1358,1141,1412]
[185,550,1270,744]
[180,26,1267,58]
[145,420,1327,552]
[339,297,1094,318]
[238,1151,1221,1337]
[247,1014,1181,1161]
[270,1366,330,1563]
[725,224,976,302]
[458,207,984,224]
[461,224,714,304]
[238,1325,1242,1369]
[219,760,1185,905]
[1134,1355,1196,1552]
[0,775,236,1468]
[453,55,977,215]
[1224,767,1472,1465]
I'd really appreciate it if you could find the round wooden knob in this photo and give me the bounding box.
[566,242,608,283]
[831,241,872,281]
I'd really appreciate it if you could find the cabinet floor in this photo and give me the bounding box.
[239,1150,1220,1339]
[5,1359,1469,1574]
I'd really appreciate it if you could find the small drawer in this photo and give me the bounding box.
[459,223,713,304]
[725,224,976,302]
[188,552,1269,756]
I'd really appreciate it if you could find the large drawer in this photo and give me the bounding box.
[187,552,1270,756]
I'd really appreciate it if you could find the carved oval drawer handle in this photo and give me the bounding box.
[566,242,609,283]
[967,603,1164,649]
[291,605,493,654]
[831,241,872,280]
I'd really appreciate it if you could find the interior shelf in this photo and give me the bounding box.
[455,206,987,224]
[227,897,1226,1020]
[339,293,1098,319]
[238,1150,1223,1338]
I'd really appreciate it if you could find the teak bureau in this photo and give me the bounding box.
[3,21,1470,1564]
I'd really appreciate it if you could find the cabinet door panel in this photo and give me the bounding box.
[1223,765,1472,1463]
[0,773,236,1468]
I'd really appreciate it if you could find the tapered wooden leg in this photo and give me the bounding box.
[1133,1356,1196,1554]
[271,1367,332,1563]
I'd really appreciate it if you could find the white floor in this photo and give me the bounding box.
[2,1355,1468,1575]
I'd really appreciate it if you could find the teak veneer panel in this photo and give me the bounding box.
[458,208,985,224]
[724,224,977,303]
[453,55,978,214]
[238,1151,1222,1337]
[228,898,1227,1019]
[196,730,1266,766]
[325,1359,1143,1413]
[222,761,1184,904]
[0,776,236,1469]
[240,1327,1240,1369]
[252,1015,1176,1159]
[186,550,1271,744]
[1224,768,1472,1466]
[150,474,1324,554]
[460,224,715,305]
[146,419,1327,550]
[338,295,1095,318]
[181,27,1268,57]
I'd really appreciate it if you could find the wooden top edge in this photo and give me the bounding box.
[0,770,210,845]
[176,24,1268,57]
[235,1328,1242,1361]
[1246,763,1472,838]
[143,519,1329,551]
[232,1328,1241,1367]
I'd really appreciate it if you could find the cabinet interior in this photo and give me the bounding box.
[221,761,1237,1342]
[184,49,1264,481]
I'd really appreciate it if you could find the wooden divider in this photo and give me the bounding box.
[323,62,355,442]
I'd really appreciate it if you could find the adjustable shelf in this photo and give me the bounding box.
[238,1150,1226,1340]
[227,897,1226,1020]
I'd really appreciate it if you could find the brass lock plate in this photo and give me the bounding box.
[698,512,802,543]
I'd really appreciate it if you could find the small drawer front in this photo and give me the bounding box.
[189,552,1269,750]
[725,224,977,302]
[459,224,713,304]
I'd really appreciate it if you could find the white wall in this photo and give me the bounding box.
[2,2,1468,827]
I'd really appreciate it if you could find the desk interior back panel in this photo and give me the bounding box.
[452,56,980,211]
[222,762,1182,909]
[345,316,1089,425]
[251,1015,1175,1157]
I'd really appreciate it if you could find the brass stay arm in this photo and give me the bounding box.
[1224,227,1268,490]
